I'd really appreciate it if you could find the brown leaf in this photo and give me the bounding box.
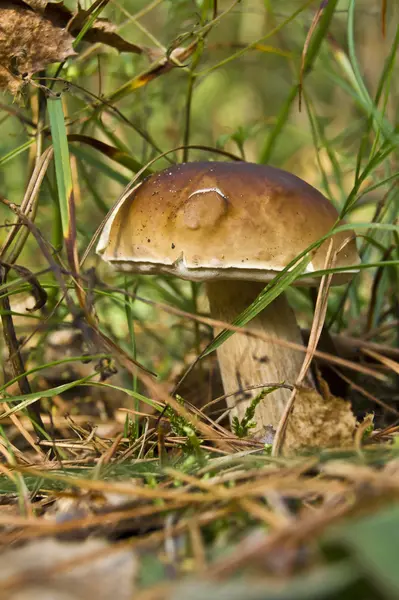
[21,0,47,10]
[282,382,357,455]
[0,66,21,95]
[41,1,144,55]
[107,42,198,102]
[0,2,76,94]
[68,12,143,55]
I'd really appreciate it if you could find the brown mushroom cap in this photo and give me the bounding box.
[97,161,359,285]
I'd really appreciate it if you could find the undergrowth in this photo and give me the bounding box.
[0,1,398,598]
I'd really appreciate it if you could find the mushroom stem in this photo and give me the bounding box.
[206,280,314,439]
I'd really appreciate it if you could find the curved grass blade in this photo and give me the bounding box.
[202,220,399,357]
[259,84,298,164]
[70,146,131,186]
[0,375,95,419]
[0,139,35,167]
[202,253,311,357]
[67,134,153,177]
[0,373,97,420]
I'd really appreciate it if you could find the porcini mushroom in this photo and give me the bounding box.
[97,162,359,438]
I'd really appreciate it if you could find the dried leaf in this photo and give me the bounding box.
[68,12,143,55]
[0,2,76,94]
[108,42,198,102]
[0,66,21,96]
[39,1,144,55]
[145,45,192,65]
[21,0,47,11]
[0,538,137,600]
[0,0,144,95]
[282,382,357,455]
[67,133,153,176]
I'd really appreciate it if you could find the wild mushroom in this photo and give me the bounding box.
[97,162,359,438]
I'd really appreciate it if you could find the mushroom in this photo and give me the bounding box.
[97,162,359,438]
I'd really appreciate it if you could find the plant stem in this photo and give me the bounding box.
[0,270,46,440]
